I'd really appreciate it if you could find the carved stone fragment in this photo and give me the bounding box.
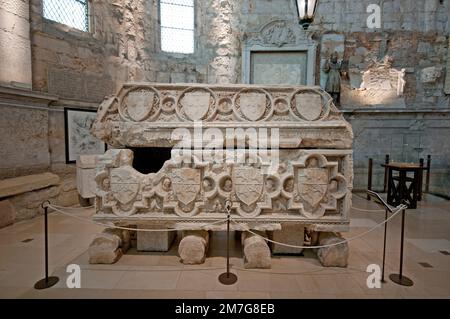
[178,230,209,264]
[88,232,123,264]
[317,232,349,267]
[241,231,271,269]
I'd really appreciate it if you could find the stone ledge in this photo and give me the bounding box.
[0,84,58,103]
[0,172,60,198]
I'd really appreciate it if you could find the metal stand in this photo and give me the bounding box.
[383,154,390,193]
[367,158,373,200]
[218,201,237,285]
[425,155,431,193]
[34,201,59,290]
[389,206,414,286]
[381,208,388,283]
[418,158,424,201]
[366,191,412,286]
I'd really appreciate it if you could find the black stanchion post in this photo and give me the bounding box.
[34,201,59,289]
[367,158,373,200]
[418,158,424,201]
[381,208,388,283]
[389,203,414,287]
[425,155,431,193]
[383,154,390,193]
[218,200,237,285]
[366,190,411,286]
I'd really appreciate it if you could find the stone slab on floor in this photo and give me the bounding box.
[0,172,60,198]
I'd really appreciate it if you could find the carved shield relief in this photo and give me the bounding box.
[110,166,140,205]
[181,92,211,121]
[234,167,264,206]
[295,93,323,121]
[239,93,267,121]
[171,168,201,205]
[297,167,329,208]
[124,90,156,122]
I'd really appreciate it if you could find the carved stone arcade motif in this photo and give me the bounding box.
[90,83,354,266]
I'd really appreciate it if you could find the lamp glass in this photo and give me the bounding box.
[296,0,318,28]
[307,0,317,17]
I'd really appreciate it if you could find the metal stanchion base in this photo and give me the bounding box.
[34,276,59,290]
[218,272,237,285]
[389,274,414,287]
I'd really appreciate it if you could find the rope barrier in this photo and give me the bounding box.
[48,204,228,232]
[231,204,407,250]
[49,201,387,214]
[44,202,407,281]
[47,202,406,249]
[50,203,95,210]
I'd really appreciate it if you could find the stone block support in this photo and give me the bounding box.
[241,231,271,269]
[178,230,209,264]
[317,232,349,267]
[89,228,130,264]
[269,223,304,255]
[137,226,176,252]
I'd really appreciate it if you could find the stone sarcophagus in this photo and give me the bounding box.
[90,83,353,266]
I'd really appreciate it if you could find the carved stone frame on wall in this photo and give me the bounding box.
[242,19,317,85]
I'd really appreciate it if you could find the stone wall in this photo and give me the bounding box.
[0,0,32,87]
[347,109,450,197]
[0,0,449,202]
[0,86,80,221]
[0,86,56,178]
[28,1,450,102]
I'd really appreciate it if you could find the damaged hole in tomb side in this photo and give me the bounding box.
[129,147,173,174]
[21,238,34,243]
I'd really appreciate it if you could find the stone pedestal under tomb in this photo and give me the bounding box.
[89,83,353,267]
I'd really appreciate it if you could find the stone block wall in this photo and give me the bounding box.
[347,109,450,197]
[28,1,450,98]
[0,86,56,178]
[0,0,32,87]
[0,87,79,220]
[0,0,449,204]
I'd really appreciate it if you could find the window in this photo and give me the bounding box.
[43,0,89,32]
[160,0,195,54]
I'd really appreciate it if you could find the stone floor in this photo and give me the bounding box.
[0,192,449,299]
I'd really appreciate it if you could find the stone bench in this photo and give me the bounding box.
[0,172,60,227]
